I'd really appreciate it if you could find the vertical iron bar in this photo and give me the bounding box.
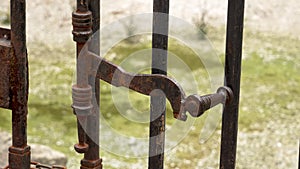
[72,0,90,156]
[72,0,102,168]
[219,0,245,169]
[82,0,102,168]
[149,0,169,169]
[9,0,30,169]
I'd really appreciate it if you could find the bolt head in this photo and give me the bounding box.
[74,143,89,153]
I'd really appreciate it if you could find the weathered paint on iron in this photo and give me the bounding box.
[84,0,103,165]
[8,0,31,168]
[72,0,102,168]
[92,50,232,120]
[0,0,249,168]
[220,0,245,168]
[149,1,169,167]
[0,28,12,109]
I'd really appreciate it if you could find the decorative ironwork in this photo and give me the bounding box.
[0,0,66,168]
[1,0,283,168]
[70,0,245,169]
[79,50,233,121]
[71,0,102,168]
[73,22,234,169]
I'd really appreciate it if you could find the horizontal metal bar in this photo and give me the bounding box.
[87,51,233,121]
[0,27,11,40]
[92,51,186,120]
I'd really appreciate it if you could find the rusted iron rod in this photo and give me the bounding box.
[93,52,185,120]
[0,28,12,109]
[10,0,28,149]
[72,0,92,161]
[149,0,170,168]
[72,0,102,168]
[89,50,233,121]
[84,0,102,168]
[78,39,233,168]
[9,0,31,168]
[184,86,233,118]
[72,85,92,154]
[219,0,245,168]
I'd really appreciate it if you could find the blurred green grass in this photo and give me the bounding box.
[0,26,299,168]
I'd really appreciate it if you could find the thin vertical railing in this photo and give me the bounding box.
[84,0,102,168]
[148,0,169,168]
[220,0,245,168]
[72,0,102,168]
[9,0,30,168]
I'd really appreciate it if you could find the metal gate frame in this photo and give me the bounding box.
[71,0,245,169]
[0,0,30,168]
[2,0,288,169]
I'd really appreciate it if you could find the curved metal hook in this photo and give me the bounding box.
[79,50,233,121]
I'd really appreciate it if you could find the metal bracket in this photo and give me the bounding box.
[74,49,234,121]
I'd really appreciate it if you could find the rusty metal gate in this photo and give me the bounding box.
[0,0,247,168]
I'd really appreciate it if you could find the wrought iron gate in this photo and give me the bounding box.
[0,0,30,168]
[0,0,250,168]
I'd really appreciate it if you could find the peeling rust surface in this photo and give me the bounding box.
[70,1,243,169]
[0,28,12,109]
[2,0,245,169]
[0,27,11,40]
[8,0,30,168]
[91,51,230,121]
[149,1,169,167]
[72,0,102,168]
[94,54,185,120]
[76,48,233,167]
[8,146,30,169]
